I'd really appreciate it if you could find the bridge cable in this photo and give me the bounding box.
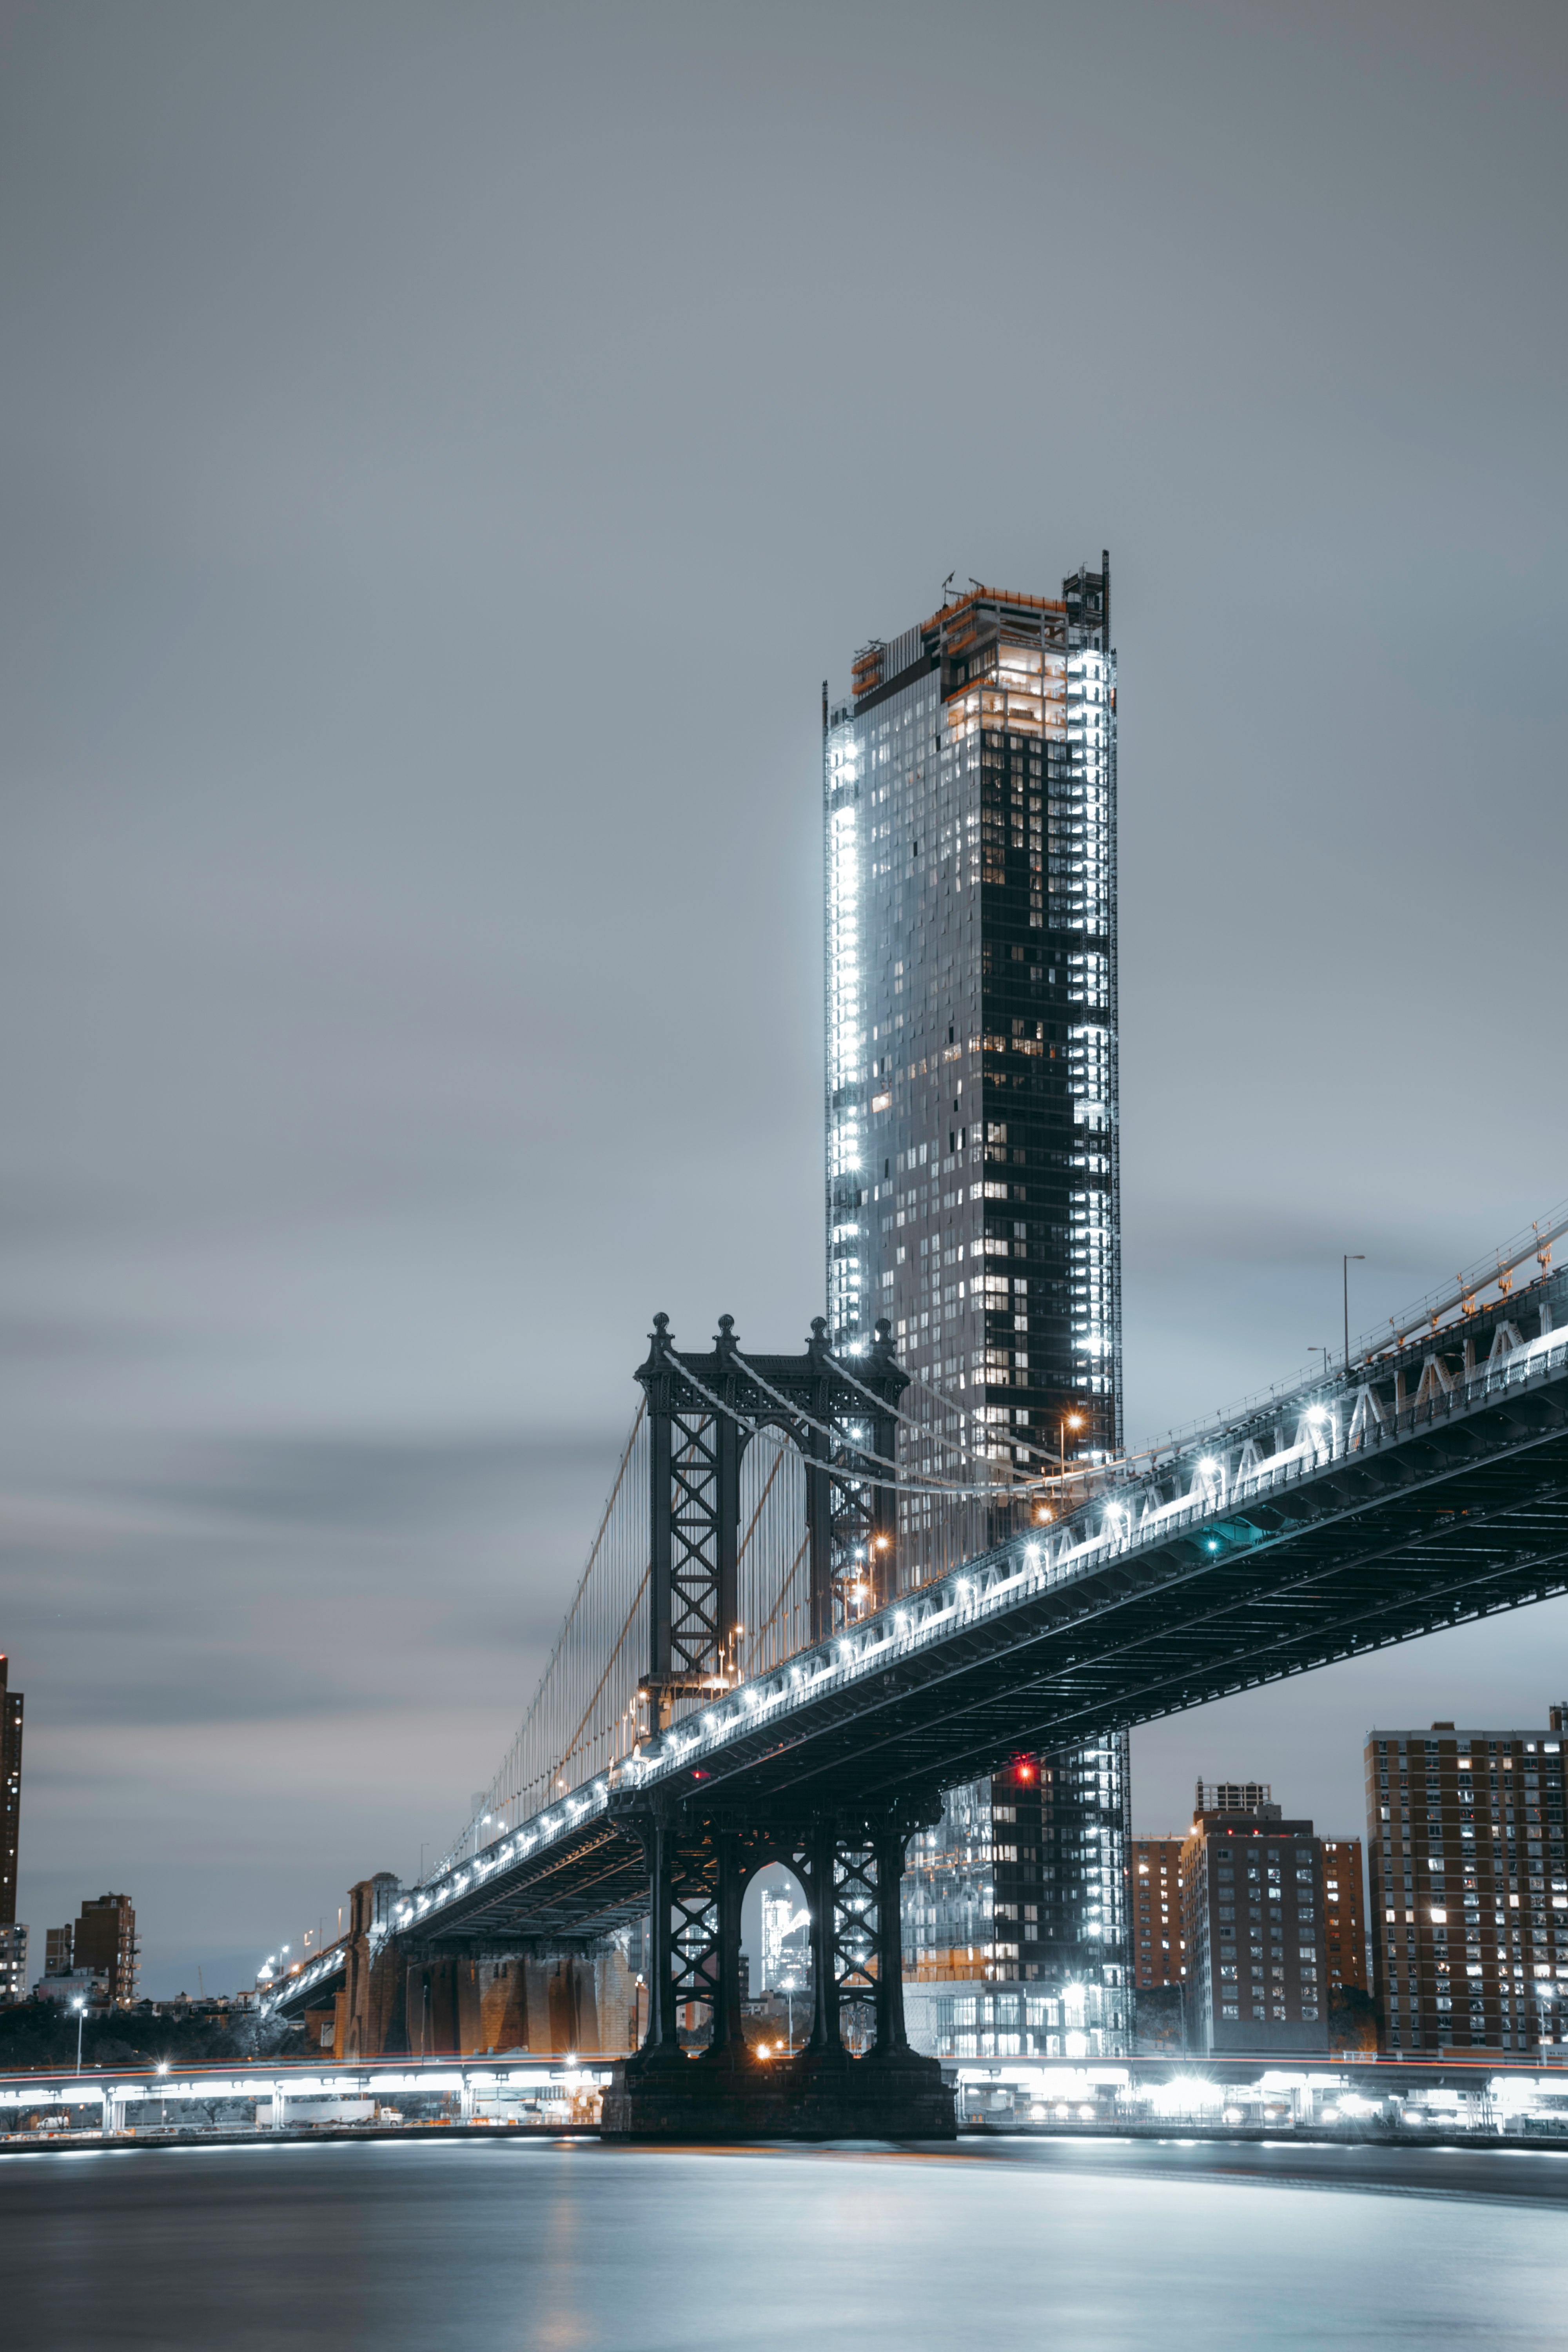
[443,1400,648,1870]
[719,1347,1013,1499]
[823,1347,1052,1484]
[667,1348,1002,1499]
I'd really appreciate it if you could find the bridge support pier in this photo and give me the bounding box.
[602,1793,953,2141]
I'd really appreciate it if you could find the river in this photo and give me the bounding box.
[2,2134,1564,2348]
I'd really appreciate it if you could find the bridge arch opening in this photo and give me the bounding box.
[742,1860,813,2056]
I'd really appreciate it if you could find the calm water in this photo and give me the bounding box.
[2,2136,1565,2350]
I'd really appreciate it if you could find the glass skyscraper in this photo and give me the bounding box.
[824,565,1120,1466]
[822,563,1129,2054]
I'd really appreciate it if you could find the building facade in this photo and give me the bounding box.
[32,1964,109,2008]
[1367,1708,1567,2054]
[824,564,1130,2056]
[0,1654,22,2004]
[1197,1781,1270,1816]
[1182,1803,1331,2056]
[1132,1835,1186,1992]
[65,1894,138,2007]
[0,1924,26,2005]
[823,565,1118,1463]
[759,1882,812,1996]
[1321,1837,1367,2000]
[903,1736,1131,2060]
[1,1654,20,1928]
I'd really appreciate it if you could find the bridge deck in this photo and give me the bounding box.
[254,1319,1568,2005]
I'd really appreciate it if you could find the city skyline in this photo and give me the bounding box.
[3,2,1565,1998]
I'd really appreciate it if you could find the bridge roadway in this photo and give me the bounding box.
[272,1289,1568,2023]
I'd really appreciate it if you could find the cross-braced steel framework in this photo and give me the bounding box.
[637,1311,907,1726]
[629,1791,940,2067]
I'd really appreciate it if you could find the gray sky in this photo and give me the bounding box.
[2,0,1564,1995]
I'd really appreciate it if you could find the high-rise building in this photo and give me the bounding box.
[1,1653,21,1927]
[1321,1837,1367,2001]
[904,1737,1131,2060]
[1137,1800,1362,2043]
[1366,1708,1567,2054]
[824,564,1129,2056]
[0,1656,23,2007]
[70,1893,138,2007]
[823,565,1118,1462]
[1132,1835,1186,1991]
[1182,1801,1332,2055]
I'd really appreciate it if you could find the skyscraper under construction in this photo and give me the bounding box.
[824,565,1119,1463]
[822,563,1129,2054]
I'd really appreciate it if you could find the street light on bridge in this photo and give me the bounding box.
[1344,1254,1365,1371]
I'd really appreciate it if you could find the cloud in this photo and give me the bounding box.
[3,0,1564,1990]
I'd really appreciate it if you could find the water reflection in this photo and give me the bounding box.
[2,2138,1564,2350]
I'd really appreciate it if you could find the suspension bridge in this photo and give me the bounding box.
[267,1215,1568,2135]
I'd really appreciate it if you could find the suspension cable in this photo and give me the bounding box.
[552,1562,650,1791]
[728,1346,1021,1499]
[748,1530,809,1655]
[824,1347,1024,1478]
[670,1348,1006,1499]
[826,1342,1112,1489]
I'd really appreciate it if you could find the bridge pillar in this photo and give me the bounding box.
[455,1956,485,2055]
[476,1958,528,2053]
[706,1829,747,2057]
[603,1791,952,2140]
[339,1875,408,2060]
[870,1821,913,2058]
[804,1814,840,2055]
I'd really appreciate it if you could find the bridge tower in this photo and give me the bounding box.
[636,1308,905,1728]
[608,1312,953,2138]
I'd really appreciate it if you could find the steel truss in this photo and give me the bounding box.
[621,1788,940,2062]
[637,1311,906,1725]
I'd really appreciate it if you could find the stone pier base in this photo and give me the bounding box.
[600,2046,955,2142]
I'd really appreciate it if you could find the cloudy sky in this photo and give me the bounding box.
[2,1,1564,1996]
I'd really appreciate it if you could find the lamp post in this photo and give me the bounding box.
[73,1996,86,2076]
[1343,1255,1365,1372]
